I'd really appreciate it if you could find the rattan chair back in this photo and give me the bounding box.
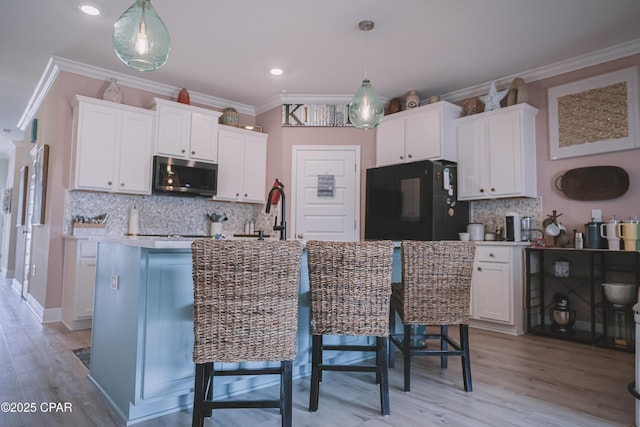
[396,241,476,325]
[191,240,304,364]
[306,240,394,337]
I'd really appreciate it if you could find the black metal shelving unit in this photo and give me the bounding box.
[525,247,639,352]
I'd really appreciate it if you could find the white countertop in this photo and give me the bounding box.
[63,234,532,250]
[63,234,279,249]
[474,240,532,246]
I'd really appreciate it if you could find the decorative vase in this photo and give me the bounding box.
[220,108,239,127]
[406,90,419,109]
[387,98,401,114]
[210,222,223,239]
[103,78,123,103]
[177,88,190,105]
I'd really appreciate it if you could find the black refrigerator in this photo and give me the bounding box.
[365,160,469,241]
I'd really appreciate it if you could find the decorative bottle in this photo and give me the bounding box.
[405,90,419,109]
[103,78,123,103]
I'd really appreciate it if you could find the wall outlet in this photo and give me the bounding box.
[591,209,602,222]
[110,274,119,290]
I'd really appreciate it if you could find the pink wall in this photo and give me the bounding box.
[35,53,640,308]
[258,107,376,239]
[528,54,640,235]
[36,72,231,309]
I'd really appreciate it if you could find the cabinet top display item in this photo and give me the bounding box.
[152,97,222,118]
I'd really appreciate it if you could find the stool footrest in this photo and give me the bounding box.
[320,364,378,373]
[213,367,283,376]
[203,400,282,410]
[322,344,377,352]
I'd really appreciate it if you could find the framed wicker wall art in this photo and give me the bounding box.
[547,66,639,160]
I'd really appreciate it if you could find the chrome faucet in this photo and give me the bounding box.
[266,180,286,241]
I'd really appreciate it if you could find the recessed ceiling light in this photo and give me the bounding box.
[79,4,101,16]
[270,68,284,76]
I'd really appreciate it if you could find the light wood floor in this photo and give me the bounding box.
[0,278,635,427]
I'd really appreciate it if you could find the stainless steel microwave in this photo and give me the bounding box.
[152,156,217,198]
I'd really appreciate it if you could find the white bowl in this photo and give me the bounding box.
[602,282,637,306]
[459,232,470,241]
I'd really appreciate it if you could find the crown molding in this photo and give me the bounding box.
[18,56,256,131]
[18,38,640,130]
[441,38,640,102]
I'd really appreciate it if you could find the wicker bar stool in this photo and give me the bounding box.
[389,240,476,392]
[306,240,394,416]
[191,239,304,427]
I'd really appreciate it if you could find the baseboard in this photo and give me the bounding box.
[10,279,22,296]
[61,318,92,331]
[25,294,62,323]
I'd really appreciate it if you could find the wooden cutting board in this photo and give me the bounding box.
[555,166,629,200]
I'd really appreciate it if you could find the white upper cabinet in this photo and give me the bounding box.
[70,95,154,195]
[456,103,538,200]
[376,101,462,167]
[215,126,267,203]
[153,98,222,162]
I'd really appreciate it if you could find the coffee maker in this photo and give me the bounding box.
[521,216,533,242]
[505,212,521,241]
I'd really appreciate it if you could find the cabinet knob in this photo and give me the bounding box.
[491,187,496,192]
[181,149,186,153]
[400,156,404,160]
[479,188,484,193]
[297,233,304,238]
[107,181,112,186]
[407,154,412,159]
[120,182,125,187]
[236,193,240,197]
[477,267,482,272]
[244,194,247,197]
[191,151,196,155]
[490,253,495,257]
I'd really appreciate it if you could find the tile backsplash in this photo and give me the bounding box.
[470,197,543,234]
[65,191,542,240]
[64,191,275,237]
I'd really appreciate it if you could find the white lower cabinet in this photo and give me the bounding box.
[470,243,527,335]
[62,238,97,331]
[215,126,267,203]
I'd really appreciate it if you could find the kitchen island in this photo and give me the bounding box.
[89,237,381,425]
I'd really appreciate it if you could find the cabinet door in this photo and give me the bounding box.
[155,104,190,158]
[74,103,118,191]
[457,119,488,199]
[405,109,441,161]
[487,112,522,197]
[118,110,154,194]
[241,134,267,203]
[216,130,245,200]
[376,118,405,166]
[189,112,219,162]
[75,252,97,319]
[473,261,512,323]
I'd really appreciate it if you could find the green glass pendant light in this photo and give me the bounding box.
[113,0,171,71]
[349,20,384,130]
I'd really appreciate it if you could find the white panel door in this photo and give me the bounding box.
[292,146,359,242]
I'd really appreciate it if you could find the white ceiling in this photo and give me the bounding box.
[1,0,640,152]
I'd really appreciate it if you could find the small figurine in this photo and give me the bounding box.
[479,81,508,112]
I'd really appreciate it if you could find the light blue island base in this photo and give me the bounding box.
[90,241,397,425]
